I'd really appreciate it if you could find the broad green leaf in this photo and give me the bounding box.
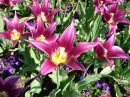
[123,25,130,44]
[100,65,115,75]
[63,90,79,97]
[49,89,61,97]
[0,15,4,32]
[75,74,102,91]
[114,84,122,97]
[48,69,68,84]
[60,76,75,92]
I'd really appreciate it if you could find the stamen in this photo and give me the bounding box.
[98,1,103,8]
[108,13,114,24]
[0,91,9,97]
[36,35,45,42]
[51,47,67,65]
[11,29,20,40]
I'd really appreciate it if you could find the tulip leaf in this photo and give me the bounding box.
[63,89,79,97]
[49,89,61,97]
[100,65,115,75]
[59,76,75,92]
[30,74,42,94]
[114,84,122,97]
[48,68,68,84]
[91,13,102,40]
[75,74,102,91]
[0,15,4,32]
[123,25,130,44]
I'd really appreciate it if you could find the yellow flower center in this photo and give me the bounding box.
[0,91,9,97]
[36,35,45,42]
[11,29,21,40]
[108,13,114,24]
[51,47,67,66]
[37,12,47,22]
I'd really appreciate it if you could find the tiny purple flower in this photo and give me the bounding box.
[4,66,14,74]
[64,65,70,71]
[96,80,103,88]
[81,90,86,94]
[80,75,86,80]
[105,33,111,40]
[103,83,110,91]
[86,89,92,95]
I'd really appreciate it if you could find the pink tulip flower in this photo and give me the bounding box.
[27,22,97,75]
[25,19,58,44]
[0,12,30,46]
[93,32,130,68]
[0,0,22,6]
[27,0,59,24]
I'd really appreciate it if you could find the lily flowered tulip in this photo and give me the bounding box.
[27,21,96,75]
[25,19,58,44]
[0,12,30,46]
[27,0,59,24]
[93,32,130,68]
[103,2,130,33]
[0,76,26,97]
[0,0,22,6]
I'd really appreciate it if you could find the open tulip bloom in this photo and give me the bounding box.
[27,21,97,75]
[0,12,30,46]
[93,32,130,68]
[25,19,58,44]
[0,0,22,6]
[0,76,26,97]
[103,2,130,34]
[27,0,59,24]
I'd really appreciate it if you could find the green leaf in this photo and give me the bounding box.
[0,15,4,32]
[30,74,42,94]
[114,84,122,97]
[49,89,61,97]
[123,25,130,44]
[60,76,75,92]
[91,13,102,40]
[100,65,115,75]
[48,69,68,84]
[63,90,79,97]
[75,74,102,91]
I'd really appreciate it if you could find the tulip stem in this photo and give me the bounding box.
[56,68,60,89]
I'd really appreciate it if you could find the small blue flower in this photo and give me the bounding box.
[96,80,103,88]
[85,89,92,95]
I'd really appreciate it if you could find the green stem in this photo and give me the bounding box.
[56,68,60,89]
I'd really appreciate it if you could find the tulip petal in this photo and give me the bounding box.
[94,44,105,59]
[108,2,118,14]
[27,6,39,17]
[12,12,19,29]
[5,76,19,92]
[0,77,5,92]
[18,22,25,33]
[48,9,60,19]
[115,10,130,18]
[27,40,53,56]
[40,58,58,75]
[41,0,50,15]
[115,17,130,25]
[109,23,117,34]
[105,58,114,69]
[66,57,86,71]
[37,19,45,36]
[44,22,57,38]
[0,32,11,40]
[107,46,130,58]
[45,34,58,44]
[3,17,14,31]
[58,21,75,52]
[103,32,115,50]
[71,42,96,57]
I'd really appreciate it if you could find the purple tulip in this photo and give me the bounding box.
[0,76,26,97]
[27,0,59,24]
[0,12,30,46]
[27,21,96,75]
[93,32,130,68]
[103,2,130,33]
[0,0,22,6]
[25,19,58,44]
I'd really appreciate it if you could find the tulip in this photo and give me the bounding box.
[27,21,96,75]
[27,0,59,24]
[25,19,58,44]
[103,2,130,33]
[0,12,30,46]
[0,76,26,97]
[93,32,130,68]
[0,0,22,6]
